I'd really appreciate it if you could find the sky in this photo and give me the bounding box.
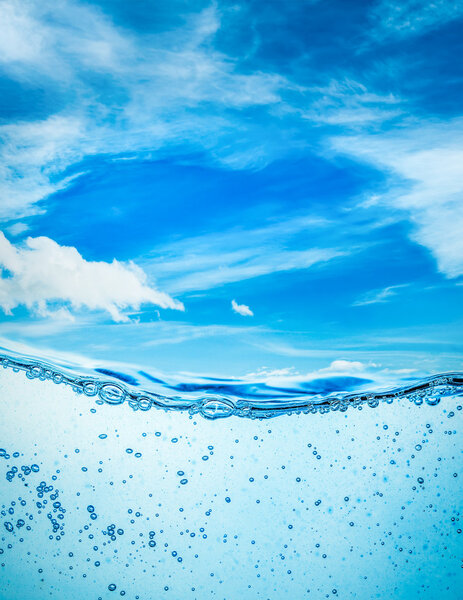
[0,0,462,381]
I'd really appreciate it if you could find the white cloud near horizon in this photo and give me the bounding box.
[231,299,254,317]
[0,232,184,321]
[244,359,370,383]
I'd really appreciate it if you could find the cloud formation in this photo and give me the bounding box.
[0,1,290,221]
[1,0,460,291]
[231,299,254,317]
[0,232,183,321]
[332,118,463,278]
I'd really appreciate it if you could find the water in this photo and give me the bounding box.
[0,348,462,599]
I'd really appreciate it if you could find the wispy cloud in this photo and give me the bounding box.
[252,327,463,367]
[6,222,29,237]
[0,1,292,221]
[231,299,254,317]
[332,117,463,278]
[0,0,420,225]
[0,232,183,321]
[352,284,408,306]
[301,79,402,128]
[143,215,347,292]
[140,322,257,348]
[370,0,463,38]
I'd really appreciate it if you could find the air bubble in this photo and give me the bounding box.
[83,382,98,396]
[200,398,235,420]
[99,384,126,405]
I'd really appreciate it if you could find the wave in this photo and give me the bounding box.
[1,346,462,419]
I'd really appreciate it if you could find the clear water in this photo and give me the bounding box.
[0,349,462,599]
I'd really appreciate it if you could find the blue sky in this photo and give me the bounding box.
[0,0,462,380]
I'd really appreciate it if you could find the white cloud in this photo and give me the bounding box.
[319,359,366,373]
[243,361,367,382]
[0,232,183,321]
[231,299,254,317]
[0,115,86,220]
[0,1,46,64]
[243,360,391,389]
[6,222,29,237]
[244,366,299,379]
[332,118,463,278]
[353,284,408,306]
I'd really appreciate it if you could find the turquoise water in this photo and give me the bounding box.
[0,350,462,599]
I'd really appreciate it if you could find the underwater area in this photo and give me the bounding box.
[0,352,462,599]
